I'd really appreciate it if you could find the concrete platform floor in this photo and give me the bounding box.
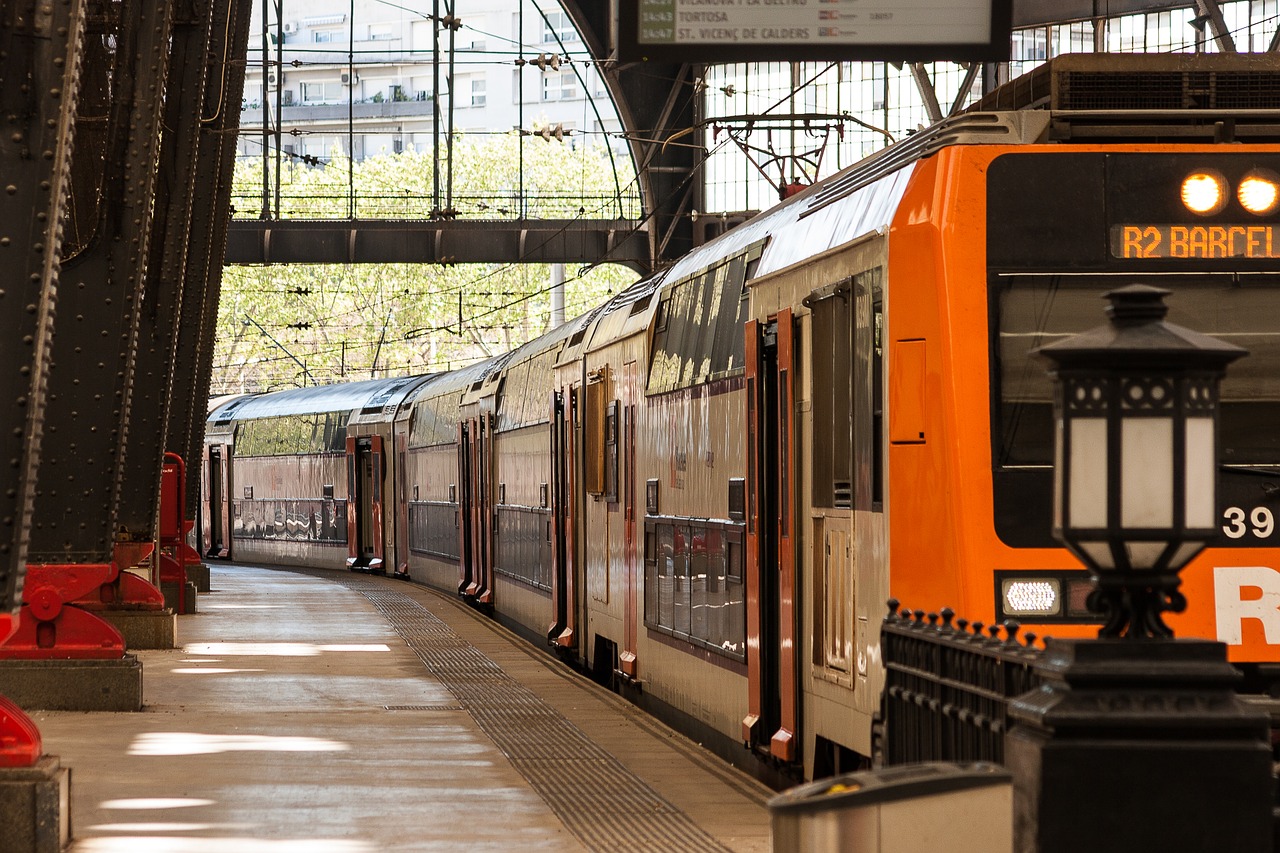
[28,565,773,852]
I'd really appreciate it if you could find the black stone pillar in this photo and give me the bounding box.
[1007,638,1273,853]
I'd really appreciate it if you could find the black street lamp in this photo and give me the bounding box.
[1036,284,1245,638]
[1009,285,1272,853]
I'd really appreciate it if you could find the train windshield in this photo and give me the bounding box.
[994,273,1280,468]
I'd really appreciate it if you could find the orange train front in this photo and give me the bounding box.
[879,68,1280,687]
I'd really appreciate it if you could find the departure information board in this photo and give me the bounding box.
[619,0,1012,62]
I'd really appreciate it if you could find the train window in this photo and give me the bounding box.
[644,523,659,625]
[604,401,619,504]
[810,284,853,509]
[644,518,746,661]
[995,274,1280,468]
[728,478,745,521]
[993,273,1280,549]
[647,250,753,395]
[236,411,349,456]
[410,394,464,447]
[657,523,675,628]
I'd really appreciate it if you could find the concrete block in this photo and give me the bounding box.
[187,562,211,593]
[0,656,143,712]
[0,755,70,853]
[161,581,198,614]
[100,609,176,649]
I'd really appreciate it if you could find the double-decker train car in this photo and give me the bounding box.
[204,53,1280,781]
[203,376,430,570]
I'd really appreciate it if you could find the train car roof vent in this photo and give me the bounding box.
[968,53,1280,113]
[360,377,417,415]
[213,395,254,425]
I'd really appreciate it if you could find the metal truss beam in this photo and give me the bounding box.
[1194,0,1237,53]
[225,219,652,272]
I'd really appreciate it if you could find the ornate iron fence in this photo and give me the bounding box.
[877,599,1045,766]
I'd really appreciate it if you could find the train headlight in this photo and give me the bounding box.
[1238,170,1280,215]
[1181,170,1227,215]
[1000,578,1061,617]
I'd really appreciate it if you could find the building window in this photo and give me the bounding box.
[541,70,578,102]
[541,11,577,44]
[368,23,394,40]
[301,81,342,103]
[470,78,486,107]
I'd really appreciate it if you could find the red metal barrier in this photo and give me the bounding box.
[159,453,189,614]
[73,543,166,612]
[0,565,126,659]
[0,692,41,768]
[0,614,42,767]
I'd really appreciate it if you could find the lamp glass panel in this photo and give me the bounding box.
[1184,417,1215,529]
[1126,541,1168,570]
[1170,541,1205,571]
[1080,540,1116,570]
[1121,417,1173,529]
[1068,418,1108,530]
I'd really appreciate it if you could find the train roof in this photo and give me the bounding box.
[213,375,432,423]
[403,354,499,407]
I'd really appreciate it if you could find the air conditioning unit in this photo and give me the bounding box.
[267,70,279,88]
[282,21,298,34]
[340,72,358,86]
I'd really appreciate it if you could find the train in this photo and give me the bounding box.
[203,53,1280,781]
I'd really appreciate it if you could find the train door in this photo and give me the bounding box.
[457,422,474,594]
[743,310,800,763]
[548,385,579,650]
[393,421,411,577]
[463,413,495,605]
[204,445,231,559]
[620,363,639,679]
[346,435,385,571]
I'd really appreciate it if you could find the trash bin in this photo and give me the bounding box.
[768,762,1012,853]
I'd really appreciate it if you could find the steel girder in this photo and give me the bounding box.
[0,0,87,623]
[543,3,698,269]
[115,0,219,542]
[169,0,254,518]
[224,218,652,270]
[29,0,175,563]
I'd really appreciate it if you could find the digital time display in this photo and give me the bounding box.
[1111,224,1280,260]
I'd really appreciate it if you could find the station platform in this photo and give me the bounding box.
[29,565,773,852]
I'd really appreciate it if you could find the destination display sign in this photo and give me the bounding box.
[618,0,1011,62]
[1111,224,1280,260]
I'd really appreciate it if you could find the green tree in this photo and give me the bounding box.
[216,133,641,394]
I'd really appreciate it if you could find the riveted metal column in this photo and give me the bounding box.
[0,0,84,834]
[30,0,174,564]
[0,0,85,630]
[168,0,253,521]
[115,0,216,545]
